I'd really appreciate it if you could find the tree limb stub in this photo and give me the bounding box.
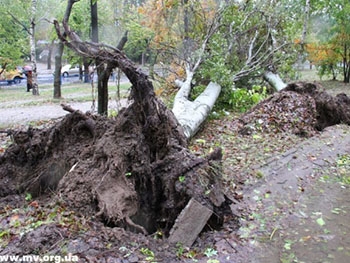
[263,70,287,91]
[173,77,221,138]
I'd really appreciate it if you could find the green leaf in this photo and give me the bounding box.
[0,229,10,238]
[204,248,217,257]
[252,134,262,140]
[316,217,326,226]
[195,139,206,144]
[331,208,341,214]
[284,242,291,250]
[25,193,32,201]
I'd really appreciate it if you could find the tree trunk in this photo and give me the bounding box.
[90,0,98,43]
[47,40,54,70]
[343,60,350,83]
[83,58,91,83]
[96,31,128,115]
[263,70,287,91]
[117,31,128,50]
[53,41,64,99]
[172,68,221,139]
[301,0,310,51]
[182,0,190,60]
[96,59,108,115]
[30,0,39,96]
[90,0,109,115]
[297,0,310,70]
[53,0,78,98]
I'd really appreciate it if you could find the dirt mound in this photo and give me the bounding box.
[0,110,107,197]
[234,82,350,137]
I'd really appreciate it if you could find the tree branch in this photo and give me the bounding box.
[7,11,30,35]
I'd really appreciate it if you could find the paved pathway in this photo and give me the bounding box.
[0,100,128,127]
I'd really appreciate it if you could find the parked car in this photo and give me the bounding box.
[61,64,83,77]
[0,66,24,84]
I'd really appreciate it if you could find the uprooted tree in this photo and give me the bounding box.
[171,0,297,135]
[0,0,232,240]
[233,82,350,137]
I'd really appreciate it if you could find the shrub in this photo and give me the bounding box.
[229,85,267,112]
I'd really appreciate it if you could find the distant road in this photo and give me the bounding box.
[0,100,128,128]
[0,74,95,87]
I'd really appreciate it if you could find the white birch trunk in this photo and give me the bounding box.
[263,71,287,92]
[172,71,221,139]
[30,0,39,95]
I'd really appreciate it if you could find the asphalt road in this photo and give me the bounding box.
[0,73,95,87]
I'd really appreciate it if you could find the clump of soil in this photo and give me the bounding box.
[234,82,350,137]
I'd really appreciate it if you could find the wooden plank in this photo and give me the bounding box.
[168,198,213,247]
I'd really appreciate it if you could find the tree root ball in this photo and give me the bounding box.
[0,102,233,236]
[233,82,350,137]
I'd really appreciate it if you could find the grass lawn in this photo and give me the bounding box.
[0,82,131,108]
[298,68,350,96]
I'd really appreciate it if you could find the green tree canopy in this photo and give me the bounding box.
[306,0,350,82]
[0,0,30,68]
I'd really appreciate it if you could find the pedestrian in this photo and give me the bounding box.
[25,70,33,92]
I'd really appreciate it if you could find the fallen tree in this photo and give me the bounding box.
[168,0,293,138]
[0,1,233,242]
[172,50,222,139]
[171,11,222,139]
[173,80,221,139]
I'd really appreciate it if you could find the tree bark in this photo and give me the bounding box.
[30,0,39,96]
[296,0,310,70]
[263,70,287,92]
[90,0,109,115]
[172,68,221,139]
[95,31,128,114]
[83,58,91,83]
[170,8,220,139]
[52,0,80,98]
[301,0,310,50]
[90,0,98,43]
[117,31,128,50]
[53,41,64,99]
[343,54,350,83]
[96,59,108,115]
[47,40,54,70]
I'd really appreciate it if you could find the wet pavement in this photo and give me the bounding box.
[239,125,350,263]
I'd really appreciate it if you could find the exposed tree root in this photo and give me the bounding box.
[234,82,350,136]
